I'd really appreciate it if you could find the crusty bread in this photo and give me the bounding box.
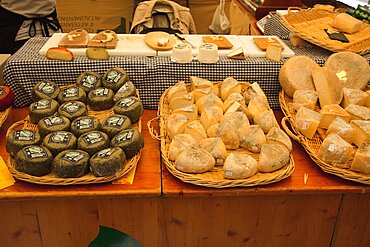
[58,29,89,48]
[46,47,73,61]
[87,30,118,49]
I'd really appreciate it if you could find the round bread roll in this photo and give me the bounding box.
[102,67,129,92]
[87,87,114,111]
[6,129,42,156]
[76,71,102,92]
[279,56,319,97]
[15,145,53,176]
[114,96,143,123]
[90,147,126,176]
[52,149,90,178]
[29,99,60,124]
[37,115,71,137]
[42,131,77,156]
[58,101,87,121]
[71,116,101,137]
[57,85,86,104]
[31,80,60,101]
[324,52,370,90]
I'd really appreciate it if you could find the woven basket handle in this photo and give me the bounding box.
[6,119,26,138]
[147,115,162,141]
[287,7,303,14]
[281,117,300,142]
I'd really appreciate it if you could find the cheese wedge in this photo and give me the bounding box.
[200,106,223,131]
[345,104,370,121]
[239,125,266,153]
[221,111,250,135]
[318,133,353,168]
[366,90,370,108]
[350,120,370,147]
[248,95,270,118]
[199,137,227,166]
[266,127,292,151]
[319,104,351,129]
[166,113,189,140]
[220,77,241,100]
[295,107,322,139]
[207,123,220,138]
[253,109,279,134]
[292,90,319,110]
[167,81,188,102]
[312,67,344,108]
[192,87,213,102]
[190,76,213,90]
[172,104,198,121]
[224,101,253,121]
[184,120,208,143]
[326,117,353,143]
[169,93,194,111]
[266,42,283,62]
[341,87,367,108]
[196,94,223,113]
[350,141,370,175]
[223,93,245,112]
[175,146,215,173]
[258,144,290,172]
[223,153,258,179]
[332,13,362,34]
[217,122,240,150]
[168,134,196,161]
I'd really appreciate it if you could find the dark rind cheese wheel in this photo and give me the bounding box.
[58,101,87,120]
[15,145,53,176]
[101,114,132,139]
[37,115,71,137]
[6,129,41,156]
[111,129,144,159]
[52,149,90,178]
[0,86,15,111]
[102,67,129,92]
[31,80,60,102]
[113,96,143,123]
[87,87,114,111]
[76,71,102,92]
[90,147,126,176]
[29,99,60,124]
[77,130,110,156]
[71,116,101,137]
[42,131,77,156]
[57,85,87,104]
[113,81,137,102]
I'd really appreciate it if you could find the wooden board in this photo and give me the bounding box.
[144,31,175,51]
[87,30,118,49]
[202,36,233,49]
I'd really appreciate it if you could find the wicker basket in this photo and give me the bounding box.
[279,91,370,185]
[0,107,11,128]
[5,101,142,186]
[151,84,295,188]
[281,7,370,55]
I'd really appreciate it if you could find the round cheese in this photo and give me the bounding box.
[0,86,14,111]
[76,71,102,92]
[6,129,42,156]
[52,149,90,178]
[77,130,110,156]
[15,145,53,176]
[57,85,86,104]
[110,129,144,159]
[58,101,87,121]
[102,67,129,92]
[71,116,101,137]
[29,99,60,124]
[279,56,319,97]
[87,87,115,110]
[37,115,71,137]
[42,131,77,156]
[90,147,126,176]
[113,81,137,102]
[101,114,132,139]
[31,80,60,102]
[114,96,143,123]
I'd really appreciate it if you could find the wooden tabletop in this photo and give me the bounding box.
[162,111,370,197]
[0,108,161,200]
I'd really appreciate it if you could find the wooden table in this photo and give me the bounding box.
[0,108,162,247]
[161,111,370,247]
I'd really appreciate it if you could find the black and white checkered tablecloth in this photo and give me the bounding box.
[4,17,370,110]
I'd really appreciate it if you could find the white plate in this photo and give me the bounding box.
[238,35,295,58]
[39,33,157,57]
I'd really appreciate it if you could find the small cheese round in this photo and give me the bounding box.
[279,56,319,97]
[0,86,15,111]
[76,71,102,92]
[29,99,60,124]
[31,80,60,101]
[324,52,370,90]
[37,115,71,137]
[77,130,110,156]
[223,153,257,179]
[71,116,101,137]
[57,85,86,104]
[58,101,87,121]
[175,146,215,173]
[101,114,132,138]
[90,147,126,176]
[114,96,143,123]
[113,81,137,102]
[52,149,90,178]
[42,131,77,156]
[15,145,53,176]
[87,87,115,110]
[6,129,42,156]
[110,129,144,159]
[102,67,130,92]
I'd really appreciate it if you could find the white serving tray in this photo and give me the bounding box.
[39,33,157,57]
[239,35,295,58]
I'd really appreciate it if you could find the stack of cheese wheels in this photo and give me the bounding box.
[165,76,293,180]
[279,52,370,175]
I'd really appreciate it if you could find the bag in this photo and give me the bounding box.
[209,0,230,34]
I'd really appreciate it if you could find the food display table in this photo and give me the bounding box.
[1,109,370,246]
